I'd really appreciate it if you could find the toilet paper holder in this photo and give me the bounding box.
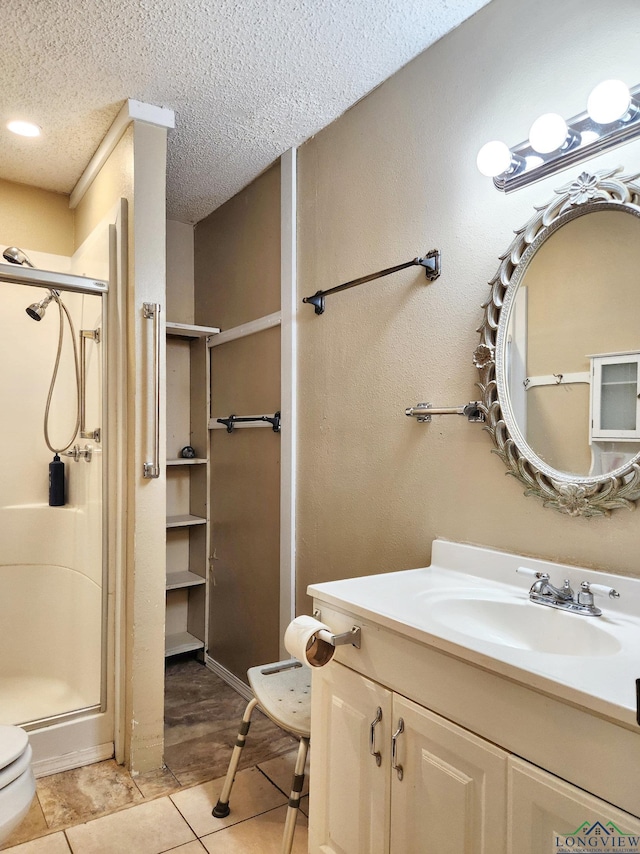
[313,610,361,649]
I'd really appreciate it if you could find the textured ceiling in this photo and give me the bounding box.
[0,0,491,223]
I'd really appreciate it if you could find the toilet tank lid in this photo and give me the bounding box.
[0,727,28,770]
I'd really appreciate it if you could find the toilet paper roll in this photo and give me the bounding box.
[284,615,336,668]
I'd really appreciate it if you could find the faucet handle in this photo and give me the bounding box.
[516,566,548,580]
[580,581,620,600]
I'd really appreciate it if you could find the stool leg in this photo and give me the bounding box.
[280,736,309,854]
[212,697,259,818]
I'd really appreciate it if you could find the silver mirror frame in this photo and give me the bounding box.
[475,167,640,517]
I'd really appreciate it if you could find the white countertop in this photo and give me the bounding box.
[308,539,640,729]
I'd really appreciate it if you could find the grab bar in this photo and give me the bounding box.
[143,302,161,478]
[80,329,101,441]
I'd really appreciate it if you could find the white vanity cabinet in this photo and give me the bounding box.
[307,542,640,854]
[310,656,640,854]
[310,663,390,854]
[508,759,640,852]
[391,694,507,854]
[310,661,508,854]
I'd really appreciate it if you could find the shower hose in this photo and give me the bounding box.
[44,293,81,455]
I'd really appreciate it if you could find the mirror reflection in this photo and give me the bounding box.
[504,208,640,477]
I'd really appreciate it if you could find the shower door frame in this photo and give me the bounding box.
[0,262,111,734]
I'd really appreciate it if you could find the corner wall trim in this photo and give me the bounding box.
[69,99,176,210]
[280,147,297,656]
[205,655,253,703]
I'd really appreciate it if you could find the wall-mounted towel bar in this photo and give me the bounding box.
[302,250,441,315]
[405,402,485,423]
[523,372,590,390]
[211,412,281,433]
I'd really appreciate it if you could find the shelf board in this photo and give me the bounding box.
[166,458,208,466]
[166,321,221,339]
[166,570,206,590]
[165,631,205,657]
[166,513,207,528]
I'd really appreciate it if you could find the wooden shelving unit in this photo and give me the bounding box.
[165,321,220,658]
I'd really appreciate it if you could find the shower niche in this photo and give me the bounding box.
[165,321,220,657]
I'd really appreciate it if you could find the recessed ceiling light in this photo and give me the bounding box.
[7,120,41,138]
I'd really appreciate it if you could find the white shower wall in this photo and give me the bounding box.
[0,280,102,575]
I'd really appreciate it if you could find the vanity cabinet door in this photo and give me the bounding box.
[508,757,640,853]
[309,662,392,854]
[389,695,508,854]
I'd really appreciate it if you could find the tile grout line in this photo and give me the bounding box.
[169,774,290,839]
[256,764,289,797]
[196,804,298,843]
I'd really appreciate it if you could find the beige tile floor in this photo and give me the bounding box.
[2,659,309,854]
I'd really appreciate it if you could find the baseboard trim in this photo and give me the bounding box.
[33,742,114,778]
[204,655,253,702]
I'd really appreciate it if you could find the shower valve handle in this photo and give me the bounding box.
[63,444,93,462]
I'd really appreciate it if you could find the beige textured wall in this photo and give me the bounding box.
[195,162,281,327]
[296,0,640,613]
[195,163,281,679]
[0,178,73,255]
[526,384,591,475]
[166,220,195,324]
[524,210,640,475]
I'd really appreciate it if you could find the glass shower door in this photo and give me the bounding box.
[0,277,107,729]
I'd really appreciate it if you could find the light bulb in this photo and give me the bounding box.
[476,140,512,177]
[528,113,569,154]
[6,120,41,138]
[587,79,631,124]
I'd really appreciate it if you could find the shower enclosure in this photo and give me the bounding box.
[0,252,111,771]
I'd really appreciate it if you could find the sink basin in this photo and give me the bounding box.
[424,595,622,657]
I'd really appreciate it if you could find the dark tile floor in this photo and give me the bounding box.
[2,657,300,849]
[163,658,298,788]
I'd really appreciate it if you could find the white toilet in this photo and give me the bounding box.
[0,725,36,845]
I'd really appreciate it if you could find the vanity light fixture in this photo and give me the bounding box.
[477,80,640,192]
[6,120,41,138]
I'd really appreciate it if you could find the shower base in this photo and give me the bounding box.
[0,675,96,729]
[0,676,112,777]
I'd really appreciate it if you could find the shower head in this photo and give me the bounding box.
[3,247,34,267]
[26,292,56,321]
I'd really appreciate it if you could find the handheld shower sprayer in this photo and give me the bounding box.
[2,246,59,320]
[3,247,34,267]
[3,244,82,507]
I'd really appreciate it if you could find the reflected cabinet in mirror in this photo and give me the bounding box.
[475,168,640,517]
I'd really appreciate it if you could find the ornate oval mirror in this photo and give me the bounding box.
[475,168,640,516]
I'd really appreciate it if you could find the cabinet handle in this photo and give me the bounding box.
[369,707,382,766]
[391,717,404,781]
